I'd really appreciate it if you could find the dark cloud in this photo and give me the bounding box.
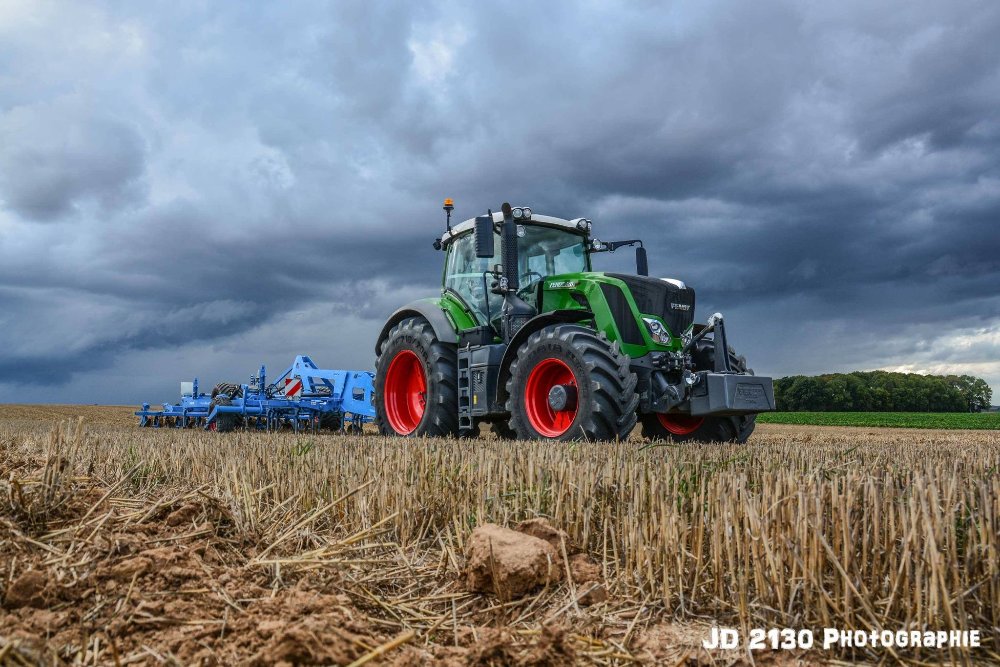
[1,0,999,403]
[0,99,146,220]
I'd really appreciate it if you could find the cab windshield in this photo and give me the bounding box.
[444,224,588,324]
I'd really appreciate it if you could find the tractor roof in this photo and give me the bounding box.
[442,211,586,245]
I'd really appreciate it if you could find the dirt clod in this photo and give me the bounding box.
[107,555,151,581]
[515,517,576,554]
[4,570,48,609]
[465,523,562,599]
[568,553,607,605]
[521,623,577,666]
[165,502,200,526]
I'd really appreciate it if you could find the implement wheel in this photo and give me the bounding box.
[209,396,239,433]
[319,412,341,432]
[505,324,638,441]
[211,382,242,399]
[375,317,459,437]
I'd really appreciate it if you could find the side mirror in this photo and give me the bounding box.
[474,215,494,258]
[636,246,649,276]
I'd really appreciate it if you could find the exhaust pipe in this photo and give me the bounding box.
[499,202,535,341]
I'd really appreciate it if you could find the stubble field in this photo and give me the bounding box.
[1,405,997,666]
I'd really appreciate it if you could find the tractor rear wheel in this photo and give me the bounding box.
[210,396,240,433]
[640,343,757,444]
[375,317,460,437]
[489,420,517,440]
[505,324,638,441]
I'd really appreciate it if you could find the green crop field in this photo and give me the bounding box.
[757,411,1000,429]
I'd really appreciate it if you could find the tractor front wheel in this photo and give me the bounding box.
[505,325,638,441]
[639,412,755,443]
[375,317,460,437]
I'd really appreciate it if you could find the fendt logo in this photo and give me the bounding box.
[670,302,691,311]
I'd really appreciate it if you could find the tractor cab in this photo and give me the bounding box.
[441,211,590,330]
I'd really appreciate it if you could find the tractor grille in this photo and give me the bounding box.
[599,283,645,345]
[606,274,696,338]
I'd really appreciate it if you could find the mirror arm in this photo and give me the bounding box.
[602,239,644,252]
[591,239,649,276]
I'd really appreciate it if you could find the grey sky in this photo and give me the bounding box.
[1,1,999,405]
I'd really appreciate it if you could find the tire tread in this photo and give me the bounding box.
[505,324,638,441]
[375,317,460,437]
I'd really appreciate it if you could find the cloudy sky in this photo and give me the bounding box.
[1,0,999,405]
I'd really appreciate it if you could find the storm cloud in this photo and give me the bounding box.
[1,0,999,404]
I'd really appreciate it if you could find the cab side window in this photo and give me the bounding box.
[443,233,500,325]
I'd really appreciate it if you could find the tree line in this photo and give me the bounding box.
[774,371,993,412]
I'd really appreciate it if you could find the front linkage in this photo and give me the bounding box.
[642,312,773,415]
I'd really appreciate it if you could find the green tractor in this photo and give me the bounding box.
[374,201,774,442]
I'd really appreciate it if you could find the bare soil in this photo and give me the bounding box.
[0,468,812,666]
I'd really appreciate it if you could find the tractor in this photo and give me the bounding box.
[373,201,774,442]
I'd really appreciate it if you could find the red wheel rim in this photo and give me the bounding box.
[656,413,704,435]
[524,358,578,438]
[383,350,427,435]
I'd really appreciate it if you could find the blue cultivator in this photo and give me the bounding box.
[135,355,376,433]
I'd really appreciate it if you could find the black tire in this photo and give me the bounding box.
[374,317,460,437]
[489,420,517,440]
[640,343,757,444]
[505,325,638,441]
[211,382,242,399]
[210,395,240,433]
[640,411,756,443]
[319,412,341,432]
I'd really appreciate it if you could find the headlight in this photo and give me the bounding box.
[522,207,531,219]
[642,317,671,345]
[512,207,524,219]
[576,218,592,233]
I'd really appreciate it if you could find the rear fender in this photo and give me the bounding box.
[495,310,594,407]
[375,300,458,354]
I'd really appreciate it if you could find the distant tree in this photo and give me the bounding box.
[824,376,852,411]
[945,375,993,412]
[778,376,826,411]
[772,371,989,412]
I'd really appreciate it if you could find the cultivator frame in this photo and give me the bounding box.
[135,355,376,433]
